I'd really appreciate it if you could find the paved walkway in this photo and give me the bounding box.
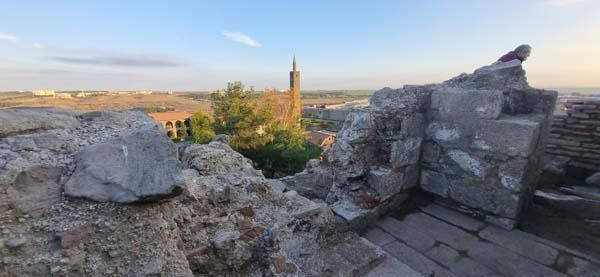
[362,203,600,277]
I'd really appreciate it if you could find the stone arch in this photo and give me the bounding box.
[177,129,185,138]
[165,121,174,129]
[166,131,174,138]
[175,120,183,128]
[184,119,191,127]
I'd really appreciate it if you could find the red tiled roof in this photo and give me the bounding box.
[307,130,336,146]
[148,111,192,121]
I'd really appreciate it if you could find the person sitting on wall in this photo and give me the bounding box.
[494,44,532,64]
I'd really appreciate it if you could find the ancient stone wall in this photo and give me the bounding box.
[421,65,557,228]
[284,63,557,230]
[546,100,600,171]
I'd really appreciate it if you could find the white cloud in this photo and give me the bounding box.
[222,30,262,47]
[0,33,17,41]
[33,43,44,49]
[544,0,585,6]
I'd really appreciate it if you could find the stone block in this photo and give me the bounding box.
[446,150,488,178]
[367,167,405,201]
[468,242,567,277]
[497,158,529,192]
[383,241,456,277]
[419,169,449,197]
[363,255,422,277]
[472,117,541,157]
[479,225,559,266]
[450,258,502,277]
[402,165,419,189]
[376,217,436,252]
[484,215,517,230]
[424,244,460,267]
[431,88,503,120]
[571,112,590,119]
[6,166,63,218]
[399,113,426,138]
[363,227,396,247]
[421,141,440,163]
[390,137,422,168]
[426,121,464,145]
[402,213,479,251]
[448,178,522,218]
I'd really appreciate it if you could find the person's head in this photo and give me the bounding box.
[514,44,532,61]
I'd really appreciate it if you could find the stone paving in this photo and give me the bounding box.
[362,203,600,277]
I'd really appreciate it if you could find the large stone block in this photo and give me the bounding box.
[390,137,422,168]
[65,128,183,203]
[446,150,489,179]
[498,158,529,192]
[399,113,426,138]
[448,178,522,218]
[472,117,541,157]
[367,167,405,200]
[431,88,503,120]
[425,121,466,146]
[420,169,449,197]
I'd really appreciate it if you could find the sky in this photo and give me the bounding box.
[1,0,599,91]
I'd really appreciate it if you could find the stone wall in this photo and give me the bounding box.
[283,63,557,230]
[546,100,600,171]
[421,65,557,229]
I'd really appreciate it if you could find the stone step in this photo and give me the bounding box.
[468,241,568,277]
[383,240,456,277]
[309,233,387,276]
[401,212,480,251]
[479,225,559,266]
[560,186,600,201]
[534,190,600,219]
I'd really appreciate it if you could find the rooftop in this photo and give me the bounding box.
[147,111,192,121]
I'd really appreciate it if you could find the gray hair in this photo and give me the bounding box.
[514,44,532,54]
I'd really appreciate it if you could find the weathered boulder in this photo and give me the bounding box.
[64,128,183,203]
[0,107,80,138]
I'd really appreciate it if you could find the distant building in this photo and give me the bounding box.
[32,90,55,97]
[307,130,336,149]
[55,93,73,99]
[148,111,192,139]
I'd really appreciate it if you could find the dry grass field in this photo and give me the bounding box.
[0,92,370,113]
[0,93,212,113]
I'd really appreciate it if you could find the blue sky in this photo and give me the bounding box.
[1,0,599,91]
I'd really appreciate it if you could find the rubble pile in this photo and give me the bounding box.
[0,108,387,276]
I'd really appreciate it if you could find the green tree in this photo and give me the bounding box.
[211,82,272,149]
[190,111,215,144]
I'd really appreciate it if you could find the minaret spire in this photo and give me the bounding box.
[292,55,297,72]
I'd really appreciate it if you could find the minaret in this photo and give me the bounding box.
[290,55,300,93]
[289,55,302,127]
